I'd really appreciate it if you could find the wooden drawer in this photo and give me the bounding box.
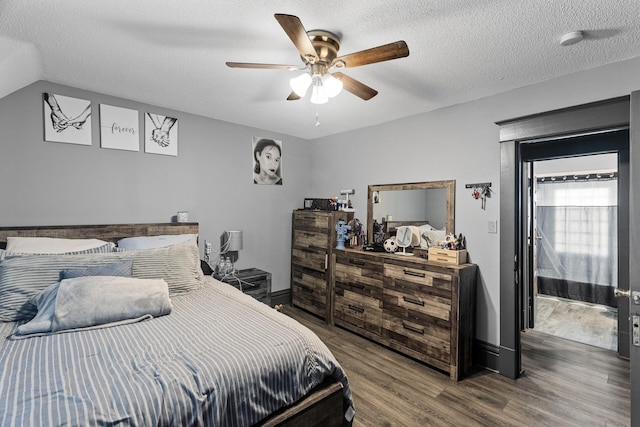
[335,251,384,288]
[428,248,467,265]
[293,211,331,232]
[222,269,271,306]
[292,265,327,317]
[334,291,382,335]
[382,286,451,324]
[293,228,329,251]
[384,263,453,289]
[382,313,451,370]
[383,263,453,305]
[334,251,384,335]
[292,245,327,273]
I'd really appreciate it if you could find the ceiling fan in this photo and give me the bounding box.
[226,14,410,104]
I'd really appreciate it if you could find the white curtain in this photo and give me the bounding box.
[535,177,618,307]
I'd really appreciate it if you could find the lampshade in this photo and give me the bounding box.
[290,73,312,97]
[226,230,243,251]
[309,74,327,104]
[322,73,343,98]
[310,85,328,104]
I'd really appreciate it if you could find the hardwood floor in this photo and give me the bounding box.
[282,306,631,427]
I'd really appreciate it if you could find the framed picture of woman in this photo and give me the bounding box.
[252,137,282,185]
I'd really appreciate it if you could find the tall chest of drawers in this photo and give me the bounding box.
[332,248,477,381]
[291,210,353,321]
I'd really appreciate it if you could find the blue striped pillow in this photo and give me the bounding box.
[61,260,133,279]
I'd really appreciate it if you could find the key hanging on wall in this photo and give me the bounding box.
[465,182,492,210]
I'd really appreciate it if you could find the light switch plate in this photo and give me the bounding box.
[488,220,497,234]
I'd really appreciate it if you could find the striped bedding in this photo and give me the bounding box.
[0,276,353,426]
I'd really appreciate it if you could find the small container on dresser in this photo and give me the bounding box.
[291,209,354,320]
[427,247,468,265]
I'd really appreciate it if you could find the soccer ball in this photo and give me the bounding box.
[383,237,398,253]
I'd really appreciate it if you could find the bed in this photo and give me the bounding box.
[0,223,353,427]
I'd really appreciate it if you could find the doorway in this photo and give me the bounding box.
[530,154,619,352]
[516,129,629,363]
[497,94,640,426]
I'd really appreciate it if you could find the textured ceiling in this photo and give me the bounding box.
[1,1,639,139]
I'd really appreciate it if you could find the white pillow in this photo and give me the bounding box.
[117,234,197,250]
[421,229,446,249]
[6,237,113,254]
[418,224,435,233]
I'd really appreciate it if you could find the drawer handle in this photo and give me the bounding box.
[348,304,364,313]
[402,322,424,335]
[403,296,425,306]
[348,258,366,266]
[403,269,425,278]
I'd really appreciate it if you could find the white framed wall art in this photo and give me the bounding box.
[144,112,178,156]
[99,104,139,151]
[43,93,92,146]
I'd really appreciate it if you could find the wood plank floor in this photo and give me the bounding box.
[281,306,631,427]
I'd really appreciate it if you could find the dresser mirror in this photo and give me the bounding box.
[367,180,455,245]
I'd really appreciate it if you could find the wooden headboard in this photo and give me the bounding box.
[385,220,428,234]
[0,223,199,249]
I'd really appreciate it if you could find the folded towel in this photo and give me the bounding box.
[13,276,171,338]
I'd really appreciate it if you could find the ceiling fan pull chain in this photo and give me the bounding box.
[315,105,320,127]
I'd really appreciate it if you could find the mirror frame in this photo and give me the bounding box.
[367,180,456,244]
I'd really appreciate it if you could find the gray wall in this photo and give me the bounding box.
[309,56,640,346]
[0,81,311,292]
[3,55,640,347]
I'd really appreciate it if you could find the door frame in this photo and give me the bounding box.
[498,95,639,424]
[519,132,629,357]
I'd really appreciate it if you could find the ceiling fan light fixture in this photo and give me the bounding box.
[322,73,343,98]
[290,73,312,96]
[310,75,328,104]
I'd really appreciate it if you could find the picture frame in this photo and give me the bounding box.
[144,112,178,156]
[43,93,92,146]
[252,137,283,185]
[99,104,139,151]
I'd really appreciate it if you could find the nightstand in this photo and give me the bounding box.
[216,268,272,306]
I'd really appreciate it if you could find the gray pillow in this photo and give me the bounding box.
[61,260,133,279]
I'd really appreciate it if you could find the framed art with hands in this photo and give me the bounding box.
[145,112,178,156]
[43,93,92,146]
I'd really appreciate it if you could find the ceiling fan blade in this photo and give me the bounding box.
[332,72,378,100]
[226,62,301,70]
[333,41,409,68]
[274,14,319,63]
[287,91,301,101]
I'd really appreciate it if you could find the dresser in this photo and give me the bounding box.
[332,248,477,381]
[291,210,354,320]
